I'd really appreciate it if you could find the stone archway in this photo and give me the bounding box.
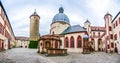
[83,37,90,53]
[98,39,103,51]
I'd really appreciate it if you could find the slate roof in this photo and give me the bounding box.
[30,10,40,18]
[84,20,91,24]
[15,37,29,41]
[62,25,86,34]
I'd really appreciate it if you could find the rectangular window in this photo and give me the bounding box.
[119,31,120,38]
[111,43,114,48]
[116,21,118,27]
[109,26,112,31]
[108,45,110,49]
[114,34,117,40]
[0,28,1,33]
[119,17,120,24]
[116,34,117,40]
[114,23,115,28]
[110,34,113,39]
[2,26,4,35]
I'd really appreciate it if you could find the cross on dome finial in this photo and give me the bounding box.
[35,9,36,12]
[59,6,64,13]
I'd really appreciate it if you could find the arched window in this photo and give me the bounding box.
[70,36,74,48]
[55,41,58,48]
[77,35,82,48]
[65,37,69,48]
[52,31,54,35]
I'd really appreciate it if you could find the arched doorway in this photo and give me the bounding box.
[91,39,95,51]
[114,43,118,53]
[83,34,90,53]
[98,39,103,51]
[46,41,51,49]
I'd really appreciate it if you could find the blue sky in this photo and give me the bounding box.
[1,0,120,37]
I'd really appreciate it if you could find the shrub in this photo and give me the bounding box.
[29,40,38,48]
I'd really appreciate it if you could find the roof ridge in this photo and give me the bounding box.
[112,11,120,22]
[74,24,80,26]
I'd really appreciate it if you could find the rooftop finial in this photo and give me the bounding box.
[107,11,109,14]
[60,4,62,7]
[30,9,40,18]
[104,11,112,17]
[85,19,91,24]
[59,6,64,13]
[35,9,36,12]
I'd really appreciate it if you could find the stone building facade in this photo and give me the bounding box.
[39,7,89,53]
[112,12,120,54]
[0,1,15,51]
[15,37,29,48]
[38,7,120,54]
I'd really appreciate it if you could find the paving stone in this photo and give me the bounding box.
[0,48,120,63]
[0,48,55,63]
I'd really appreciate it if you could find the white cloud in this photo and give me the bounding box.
[85,0,110,11]
[68,13,85,26]
[6,4,56,36]
[84,0,116,26]
[1,0,120,37]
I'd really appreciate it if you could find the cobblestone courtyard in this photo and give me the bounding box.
[0,48,120,63]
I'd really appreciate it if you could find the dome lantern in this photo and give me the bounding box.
[59,7,64,13]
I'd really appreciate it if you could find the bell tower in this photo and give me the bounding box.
[104,12,113,52]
